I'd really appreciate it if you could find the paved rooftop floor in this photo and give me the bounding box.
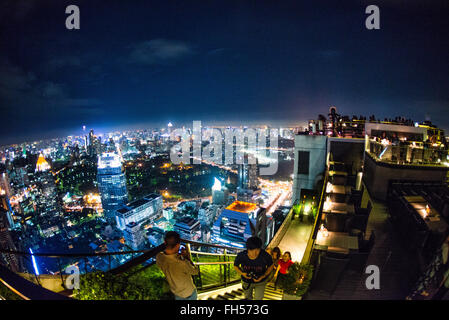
[276,219,313,263]
[306,187,420,300]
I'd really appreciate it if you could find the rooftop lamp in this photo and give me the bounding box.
[319,224,329,237]
[323,196,331,211]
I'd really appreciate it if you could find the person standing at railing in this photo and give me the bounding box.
[234,236,274,300]
[156,231,199,300]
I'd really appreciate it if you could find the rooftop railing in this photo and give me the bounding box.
[367,139,449,167]
[301,171,328,264]
[0,238,244,300]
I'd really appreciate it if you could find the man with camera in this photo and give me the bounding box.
[156,231,199,300]
[233,236,274,300]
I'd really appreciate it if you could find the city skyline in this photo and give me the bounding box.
[1,0,448,145]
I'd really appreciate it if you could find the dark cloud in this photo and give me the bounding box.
[44,56,82,70]
[0,0,37,23]
[317,50,343,59]
[0,58,103,119]
[128,39,194,65]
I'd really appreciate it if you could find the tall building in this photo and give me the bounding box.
[238,163,258,190]
[97,153,128,220]
[211,177,229,205]
[115,194,163,230]
[237,163,258,202]
[88,130,102,157]
[123,222,145,250]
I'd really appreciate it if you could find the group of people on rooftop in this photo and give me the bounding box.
[155,231,294,300]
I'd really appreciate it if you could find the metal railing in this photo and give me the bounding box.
[301,172,328,264]
[266,205,295,251]
[0,238,244,299]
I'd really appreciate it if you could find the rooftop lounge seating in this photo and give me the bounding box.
[355,200,372,216]
[345,214,369,236]
[325,213,350,232]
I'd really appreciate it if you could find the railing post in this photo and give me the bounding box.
[83,257,88,274]
[186,243,193,261]
[57,257,66,289]
[24,255,41,287]
[197,264,203,290]
[224,249,227,288]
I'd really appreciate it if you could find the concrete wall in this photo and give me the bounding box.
[20,273,70,293]
[292,135,327,202]
[267,207,294,250]
[363,153,448,200]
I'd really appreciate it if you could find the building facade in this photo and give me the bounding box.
[115,194,163,230]
[97,153,128,220]
[123,222,145,250]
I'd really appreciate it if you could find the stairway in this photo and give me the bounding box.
[207,283,283,300]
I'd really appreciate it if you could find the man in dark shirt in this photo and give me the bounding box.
[234,236,274,300]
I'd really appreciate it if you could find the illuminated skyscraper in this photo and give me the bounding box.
[97,153,128,221]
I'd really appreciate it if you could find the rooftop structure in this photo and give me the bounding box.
[225,201,258,214]
[212,200,265,247]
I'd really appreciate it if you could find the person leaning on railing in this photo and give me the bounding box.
[233,236,274,300]
[156,231,199,300]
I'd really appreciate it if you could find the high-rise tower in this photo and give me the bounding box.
[97,153,128,221]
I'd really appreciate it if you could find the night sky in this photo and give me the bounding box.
[1,0,448,145]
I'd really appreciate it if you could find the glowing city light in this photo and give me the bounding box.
[212,177,222,191]
[29,248,40,276]
[35,153,50,172]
